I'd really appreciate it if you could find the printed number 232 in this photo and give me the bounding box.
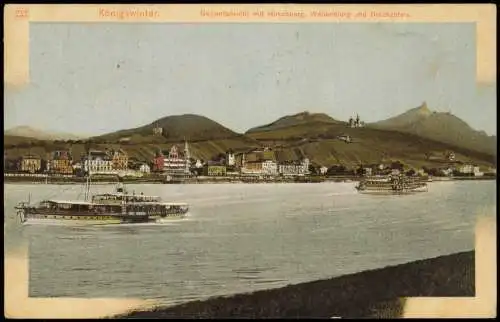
[15,8,29,18]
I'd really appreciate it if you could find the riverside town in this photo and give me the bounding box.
[4,113,496,184]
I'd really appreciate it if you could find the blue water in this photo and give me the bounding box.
[3,180,496,306]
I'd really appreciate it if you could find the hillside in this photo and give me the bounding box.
[4,126,86,141]
[3,111,496,170]
[94,114,246,143]
[245,112,496,169]
[4,135,42,146]
[3,138,263,164]
[246,111,342,133]
[369,102,497,156]
[372,102,433,128]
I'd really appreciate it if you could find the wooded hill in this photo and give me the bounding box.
[4,107,496,170]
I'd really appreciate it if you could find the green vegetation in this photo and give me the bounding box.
[4,110,496,171]
[246,111,342,133]
[246,121,495,169]
[93,114,245,142]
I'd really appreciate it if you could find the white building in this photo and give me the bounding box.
[457,164,483,176]
[195,159,203,168]
[320,166,328,175]
[278,163,300,176]
[152,121,163,136]
[458,164,474,174]
[119,137,131,143]
[83,150,114,174]
[241,161,264,175]
[302,158,310,175]
[139,163,151,174]
[337,134,352,143]
[440,168,453,176]
[391,169,401,176]
[348,114,364,128]
[262,160,278,176]
[162,142,191,176]
[473,166,484,177]
[363,168,373,176]
[153,127,163,136]
[279,158,309,177]
[226,151,235,166]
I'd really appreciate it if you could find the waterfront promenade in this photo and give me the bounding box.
[3,172,495,184]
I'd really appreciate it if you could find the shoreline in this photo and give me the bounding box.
[114,251,474,319]
[3,174,496,185]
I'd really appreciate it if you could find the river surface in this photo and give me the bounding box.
[3,180,496,306]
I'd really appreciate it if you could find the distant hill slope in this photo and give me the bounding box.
[246,111,342,134]
[4,126,86,141]
[3,138,263,164]
[94,114,250,143]
[4,114,262,162]
[3,111,496,170]
[369,102,497,156]
[245,111,495,169]
[4,135,41,146]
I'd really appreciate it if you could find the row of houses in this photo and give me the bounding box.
[6,152,75,175]
[438,164,486,177]
[151,146,311,177]
[5,145,311,178]
[5,149,134,175]
[5,144,495,178]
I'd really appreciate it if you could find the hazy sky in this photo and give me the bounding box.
[4,22,496,135]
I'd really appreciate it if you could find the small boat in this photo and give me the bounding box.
[355,175,428,195]
[14,168,189,225]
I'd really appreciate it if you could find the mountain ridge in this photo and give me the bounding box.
[246,111,343,134]
[4,106,496,169]
[4,125,87,141]
[368,102,496,156]
[93,114,245,143]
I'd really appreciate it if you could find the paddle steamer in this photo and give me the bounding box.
[15,173,189,225]
[355,174,428,195]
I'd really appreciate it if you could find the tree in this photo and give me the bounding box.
[426,168,440,176]
[390,161,405,170]
[327,165,347,176]
[357,163,365,176]
[39,159,48,174]
[4,159,18,172]
[308,164,318,175]
[192,167,203,176]
[406,169,416,176]
[211,153,225,163]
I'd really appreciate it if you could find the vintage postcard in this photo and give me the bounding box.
[4,3,496,319]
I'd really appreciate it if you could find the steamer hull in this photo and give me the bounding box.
[15,178,189,225]
[355,175,428,195]
[16,196,189,225]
